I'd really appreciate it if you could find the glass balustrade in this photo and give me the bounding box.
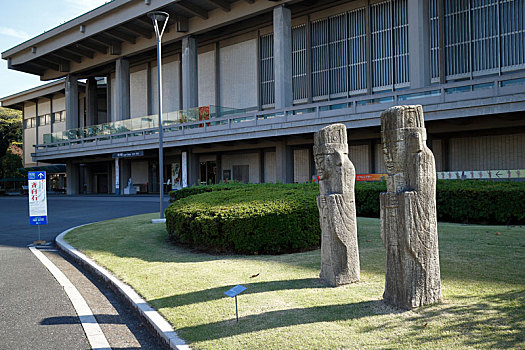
[42,105,245,144]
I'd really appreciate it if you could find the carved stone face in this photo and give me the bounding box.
[315,152,342,181]
[383,141,404,175]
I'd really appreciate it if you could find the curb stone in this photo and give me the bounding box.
[55,224,190,350]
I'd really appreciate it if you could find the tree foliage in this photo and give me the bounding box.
[0,107,23,158]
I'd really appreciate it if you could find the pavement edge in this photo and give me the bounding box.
[55,224,190,350]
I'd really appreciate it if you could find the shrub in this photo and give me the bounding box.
[354,180,524,225]
[166,180,523,254]
[436,180,525,224]
[168,181,248,202]
[165,183,321,254]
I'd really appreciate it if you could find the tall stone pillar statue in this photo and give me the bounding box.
[380,105,442,309]
[314,124,360,287]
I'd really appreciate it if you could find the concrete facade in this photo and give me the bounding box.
[1,0,525,194]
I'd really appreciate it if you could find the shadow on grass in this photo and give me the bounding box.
[150,278,327,308]
[408,290,525,349]
[177,300,402,342]
[363,290,525,349]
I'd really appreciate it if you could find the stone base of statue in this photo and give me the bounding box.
[380,192,441,309]
[318,193,360,286]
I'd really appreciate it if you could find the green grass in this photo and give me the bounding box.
[65,215,525,349]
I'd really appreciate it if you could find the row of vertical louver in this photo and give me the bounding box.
[260,0,525,107]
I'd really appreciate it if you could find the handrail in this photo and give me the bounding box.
[34,70,525,152]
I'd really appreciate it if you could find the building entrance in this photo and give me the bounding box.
[200,161,217,185]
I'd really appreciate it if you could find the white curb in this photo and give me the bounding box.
[55,224,190,350]
[29,246,111,350]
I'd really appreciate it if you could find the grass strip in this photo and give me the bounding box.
[65,214,525,349]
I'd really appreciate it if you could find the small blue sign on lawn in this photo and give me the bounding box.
[224,285,247,298]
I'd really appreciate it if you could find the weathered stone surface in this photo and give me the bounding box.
[380,105,442,309]
[314,124,360,286]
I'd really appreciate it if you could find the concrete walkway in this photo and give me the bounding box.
[0,195,168,349]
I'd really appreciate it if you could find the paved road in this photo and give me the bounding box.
[0,195,168,350]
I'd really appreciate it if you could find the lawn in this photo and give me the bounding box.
[65,214,525,349]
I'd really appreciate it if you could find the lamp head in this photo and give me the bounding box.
[147,11,169,22]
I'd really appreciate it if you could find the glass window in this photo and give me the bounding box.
[38,114,51,126]
[437,0,525,80]
[53,111,66,123]
[259,33,275,107]
[24,117,36,129]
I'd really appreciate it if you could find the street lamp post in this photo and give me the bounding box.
[148,11,169,220]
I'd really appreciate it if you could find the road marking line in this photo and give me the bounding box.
[29,246,112,350]
[56,225,190,350]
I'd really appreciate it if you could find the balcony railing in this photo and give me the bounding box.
[42,105,245,144]
[34,71,525,155]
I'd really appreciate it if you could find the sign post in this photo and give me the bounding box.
[224,285,247,322]
[28,171,48,243]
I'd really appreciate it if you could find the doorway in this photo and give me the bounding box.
[200,161,217,185]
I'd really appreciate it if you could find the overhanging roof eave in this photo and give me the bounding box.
[1,0,125,59]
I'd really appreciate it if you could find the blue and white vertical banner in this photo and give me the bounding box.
[28,171,47,225]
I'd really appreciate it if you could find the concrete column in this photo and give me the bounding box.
[182,36,198,109]
[115,58,130,120]
[275,140,293,183]
[106,74,112,122]
[408,0,430,88]
[65,75,79,130]
[120,159,132,194]
[273,5,293,109]
[86,77,97,126]
[258,149,265,184]
[85,166,94,194]
[66,162,80,195]
[186,149,200,186]
[112,159,118,194]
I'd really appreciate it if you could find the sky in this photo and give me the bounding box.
[0,0,110,99]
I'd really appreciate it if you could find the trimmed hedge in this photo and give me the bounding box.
[167,180,525,254]
[353,180,525,225]
[165,183,321,254]
[168,182,250,202]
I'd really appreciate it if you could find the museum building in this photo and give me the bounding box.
[1,0,524,194]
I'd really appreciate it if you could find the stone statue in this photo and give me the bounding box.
[313,124,360,287]
[380,105,442,309]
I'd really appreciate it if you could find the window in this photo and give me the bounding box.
[24,117,36,129]
[292,24,308,103]
[259,33,275,107]
[348,8,367,94]
[370,0,409,91]
[53,111,66,123]
[38,114,51,126]
[433,0,525,81]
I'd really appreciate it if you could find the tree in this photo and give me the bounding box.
[0,150,24,179]
[0,107,23,158]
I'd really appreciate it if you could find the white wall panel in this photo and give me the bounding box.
[52,96,65,112]
[38,99,51,115]
[151,59,181,114]
[375,143,386,174]
[24,102,36,119]
[449,133,525,170]
[349,144,369,173]
[131,161,149,184]
[130,68,148,118]
[23,128,36,166]
[198,50,216,106]
[219,39,258,109]
[222,152,260,183]
[264,151,276,183]
[294,149,311,183]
